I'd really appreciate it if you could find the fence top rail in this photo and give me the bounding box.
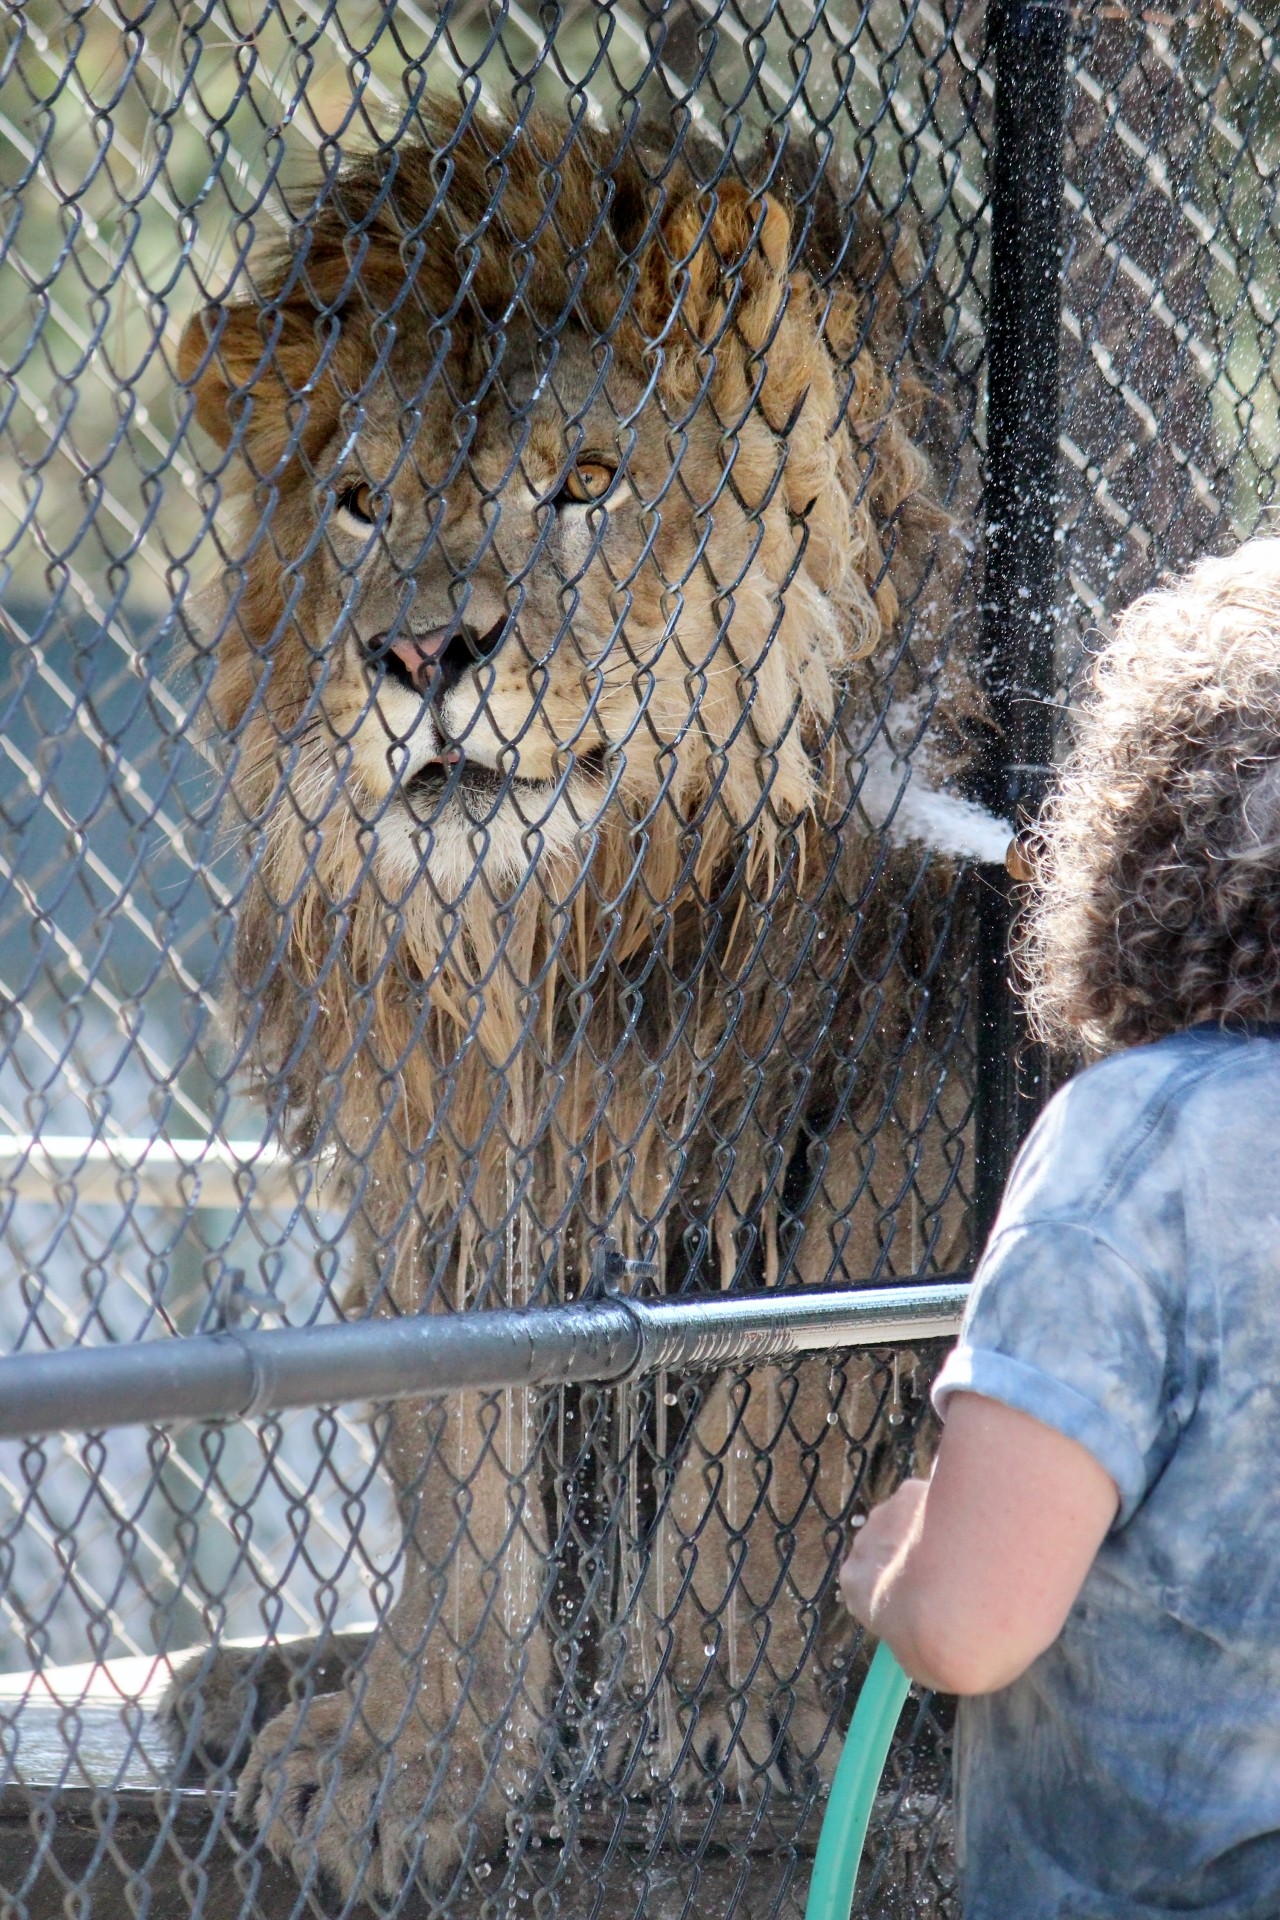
[0,1278,971,1443]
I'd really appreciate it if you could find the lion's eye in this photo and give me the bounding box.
[559,460,616,506]
[336,480,385,526]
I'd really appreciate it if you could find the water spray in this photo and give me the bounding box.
[855,725,1029,875]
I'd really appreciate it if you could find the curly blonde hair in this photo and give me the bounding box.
[1020,537,1280,1055]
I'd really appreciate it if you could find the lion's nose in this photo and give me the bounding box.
[367,617,508,698]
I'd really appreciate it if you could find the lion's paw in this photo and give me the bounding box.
[235,1690,506,1902]
[162,1634,367,1783]
[693,1680,833,1798]
[605,1677,833,1803]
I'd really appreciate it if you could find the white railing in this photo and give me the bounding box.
[0,1136,320,1211]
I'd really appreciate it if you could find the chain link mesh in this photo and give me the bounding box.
[0,2,1273,1915]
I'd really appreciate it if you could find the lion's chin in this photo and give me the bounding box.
[371,766,598,908]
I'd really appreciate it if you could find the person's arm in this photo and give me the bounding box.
[838,1391,1119,1695]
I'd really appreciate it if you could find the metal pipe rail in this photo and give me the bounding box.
[0,1280,970,1442]
[0,1136,312,1211]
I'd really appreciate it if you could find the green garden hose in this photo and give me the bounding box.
[804,1641,911,1920]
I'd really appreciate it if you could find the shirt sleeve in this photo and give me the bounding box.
[933,1220,1183,1526]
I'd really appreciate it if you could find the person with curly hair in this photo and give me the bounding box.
[840,537,1280,1917]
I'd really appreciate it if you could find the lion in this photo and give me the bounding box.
[166,100,977,1903]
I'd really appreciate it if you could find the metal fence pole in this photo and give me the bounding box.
[0,1280,971,1442]
[974,0,1068,1248]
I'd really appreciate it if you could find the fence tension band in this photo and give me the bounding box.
[0,1279,970,1443]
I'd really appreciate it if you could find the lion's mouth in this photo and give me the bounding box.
[401,746,608,819]
[402,756,513,819]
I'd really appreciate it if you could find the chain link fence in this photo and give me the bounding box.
[0,1,1275,1914]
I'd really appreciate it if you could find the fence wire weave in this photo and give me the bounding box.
[0,1,1274,1916]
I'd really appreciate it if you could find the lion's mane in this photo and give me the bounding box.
[181,101,973,1310]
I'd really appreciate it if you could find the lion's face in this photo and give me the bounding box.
[286,322,751,905]
[183,107,933,1015]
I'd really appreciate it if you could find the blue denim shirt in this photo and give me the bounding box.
[933,1025,1280,1918]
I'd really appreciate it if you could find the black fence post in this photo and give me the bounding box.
[973,0,1069,1248]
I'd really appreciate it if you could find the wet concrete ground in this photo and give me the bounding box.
[0,1798,957,1920]
[0,1659,957,1920]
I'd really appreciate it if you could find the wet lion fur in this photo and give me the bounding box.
[172,99,977,1894]
[180,100,974,1313]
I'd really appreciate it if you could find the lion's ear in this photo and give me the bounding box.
[638,182,793,350]
[178,304,261,448]
[177,301,326,455]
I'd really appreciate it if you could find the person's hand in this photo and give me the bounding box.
[834,1398,1119,1691]
[838,1477,930,1629]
